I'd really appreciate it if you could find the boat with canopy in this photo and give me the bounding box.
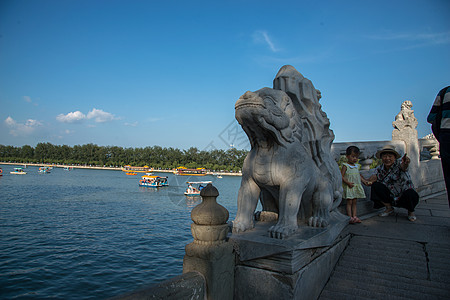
[184,181,212,196]
[139,175,169,187]
[10,167,27,175]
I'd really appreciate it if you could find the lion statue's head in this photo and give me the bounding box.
[235,87,302,148]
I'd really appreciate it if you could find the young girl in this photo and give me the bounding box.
[341,146,369,224]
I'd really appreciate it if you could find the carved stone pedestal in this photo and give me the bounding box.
[184,243,234,300]
[230,212,349,299]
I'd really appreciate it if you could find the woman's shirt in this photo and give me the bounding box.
[376,160,415,198]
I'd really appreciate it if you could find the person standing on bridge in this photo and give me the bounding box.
[427,86,450,206]
[368,145,419,222]
[341,146,370,224]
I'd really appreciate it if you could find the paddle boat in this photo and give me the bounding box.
[10,167,27,175]
[184,181,212,196]
[126,172,137,176]
[0,167,2,176]
[139,175,169,187]
[63,166,73,171]
[38,166,51,173]
[158,176,169,186]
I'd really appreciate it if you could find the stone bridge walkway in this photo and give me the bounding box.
[319,192,450,300]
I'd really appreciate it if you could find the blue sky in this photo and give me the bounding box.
[1,0,449,150]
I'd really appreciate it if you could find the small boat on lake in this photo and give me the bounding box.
[126,172,137,176]
[63,166,73,171]
[139,175,169,187]
[38,166,51,173]
[122,165,152,173]
[0,167,2,176]
[184,181,212,196]
[174,166,207,176]
[10,167,27,175]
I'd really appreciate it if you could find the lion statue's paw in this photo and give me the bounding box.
[307,216,329,227]
[268,223,298,239]
[232,219,254,233]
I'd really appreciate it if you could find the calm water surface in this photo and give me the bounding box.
[0,164,241,299]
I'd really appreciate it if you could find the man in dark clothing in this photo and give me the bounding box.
[427,86,450,206]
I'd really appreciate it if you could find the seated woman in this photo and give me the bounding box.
[367,145,419,222]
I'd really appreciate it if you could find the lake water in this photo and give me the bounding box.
[0,164,242,299]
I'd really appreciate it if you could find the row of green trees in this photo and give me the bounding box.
[0,143,249,172]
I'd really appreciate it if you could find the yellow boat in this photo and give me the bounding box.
[122,165,152,173]
[173,166,206,176]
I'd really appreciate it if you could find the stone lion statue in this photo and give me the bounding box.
[393,100,418,131]
[232,65,342,239]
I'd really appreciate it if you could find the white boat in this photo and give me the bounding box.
[38,166,51,173]
[184,181,212,196]
[10,167,27,175]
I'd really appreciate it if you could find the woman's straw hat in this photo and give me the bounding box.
[376,145,401,159]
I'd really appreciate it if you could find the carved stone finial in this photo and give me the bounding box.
[183,183,234,300]
[199,182,219,198]
[190,183,229,244]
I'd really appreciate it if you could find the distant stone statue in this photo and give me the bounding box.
[393,100,418,131]
[232,65,343,239]
[392,100,420,185]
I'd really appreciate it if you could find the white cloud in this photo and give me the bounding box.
[56,108,117,124]
[4,116,42,136]
[5,116,15,126]
[86,108,117,123]
[124,121,138,127]
[367,31,449,43]
[253,30,280,52]
[56,111,87,123]
[365,31,450,50]
[23,96,38,106]
[146,117,162,122]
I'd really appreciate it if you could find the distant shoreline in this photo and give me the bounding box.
[0,162,242,176]
[0,161,123,171]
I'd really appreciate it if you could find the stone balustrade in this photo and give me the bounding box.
[331,140,406,170]
[419,136,440,160]
[331,138,439,165]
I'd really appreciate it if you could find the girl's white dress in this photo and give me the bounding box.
[342,163,366,199]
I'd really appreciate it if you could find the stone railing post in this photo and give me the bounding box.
[183,184,234,300]
[358,150,373,171]
[430,144,440,160]
[392,100,420,185]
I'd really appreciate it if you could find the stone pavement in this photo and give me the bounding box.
[319,192,450,300]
